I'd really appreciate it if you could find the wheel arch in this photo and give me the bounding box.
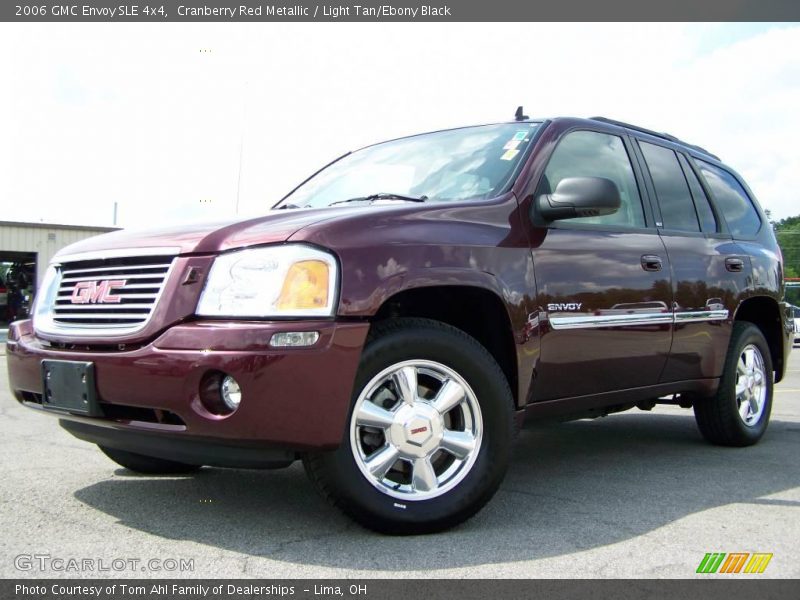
[370,285,520,407]
[733,296,785,382]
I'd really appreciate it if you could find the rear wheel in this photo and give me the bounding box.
[99,446,202,474]
[304,318,514,534]
[693,322,773,447]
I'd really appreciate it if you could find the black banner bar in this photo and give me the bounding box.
[3,0,800,22]
[5,580,800,600]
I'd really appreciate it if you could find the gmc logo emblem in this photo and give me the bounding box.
[410,426,428,435]
[70,280,127,304]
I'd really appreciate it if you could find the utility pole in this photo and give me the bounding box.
[234,79,249,216]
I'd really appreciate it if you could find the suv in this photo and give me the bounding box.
[6,115,792,534]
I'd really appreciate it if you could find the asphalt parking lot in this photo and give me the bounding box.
[1,346,798,579]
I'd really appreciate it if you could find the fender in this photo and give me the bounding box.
[289,195,541,407]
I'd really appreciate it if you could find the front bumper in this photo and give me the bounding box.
[7,318,370,458]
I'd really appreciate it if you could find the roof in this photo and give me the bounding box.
[588,116,720,160]
[0,220,120,233]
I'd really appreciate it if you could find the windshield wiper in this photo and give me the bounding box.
[328,193,428,207]
[276,203,304,210]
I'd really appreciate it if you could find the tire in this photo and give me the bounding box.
[693,321,773,447]
[99,446,203,474]
[304,318,514,534]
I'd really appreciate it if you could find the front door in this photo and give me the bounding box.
[527,128,673,401]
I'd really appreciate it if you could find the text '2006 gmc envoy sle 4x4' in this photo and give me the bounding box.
[6,114,793,534]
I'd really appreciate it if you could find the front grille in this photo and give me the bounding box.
[49,255,175,334]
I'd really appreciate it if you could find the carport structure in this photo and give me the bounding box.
[0,220,117,327]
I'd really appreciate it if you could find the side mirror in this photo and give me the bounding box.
[535,177,621,221]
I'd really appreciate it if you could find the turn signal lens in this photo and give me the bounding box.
[276,260,330,311]
[270,331,320,348]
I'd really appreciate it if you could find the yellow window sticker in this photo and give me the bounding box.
[500,149,519,161]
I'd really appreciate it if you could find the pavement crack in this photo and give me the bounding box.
[259,530,347,557]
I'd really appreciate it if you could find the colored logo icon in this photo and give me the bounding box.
[696,552,773,574]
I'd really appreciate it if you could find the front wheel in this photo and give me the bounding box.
[694,322,773,447]
[304,318,514,534]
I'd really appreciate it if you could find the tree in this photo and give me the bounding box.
[774,215,800,280]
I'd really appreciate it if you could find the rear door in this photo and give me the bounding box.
[527,128,673,401]
[633,139,750,382]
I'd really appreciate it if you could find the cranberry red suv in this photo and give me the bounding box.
[6,115,792,533]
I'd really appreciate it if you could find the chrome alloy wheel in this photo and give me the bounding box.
[735,343,767,427]
[350,360,483,501]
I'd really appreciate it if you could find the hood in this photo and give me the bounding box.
[53,208,352,260]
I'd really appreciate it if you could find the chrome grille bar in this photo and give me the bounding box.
[53,303,155,310]
[61,272,169,283]
[59,263,172,275]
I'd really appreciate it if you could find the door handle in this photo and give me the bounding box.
[641,255,662,272]
[725,257,745,273]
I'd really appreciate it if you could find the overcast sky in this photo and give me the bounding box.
[0,22,798,229]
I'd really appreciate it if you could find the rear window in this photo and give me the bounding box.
[697,160,761,237]
[678,154,717,233]
[639,142,700,232]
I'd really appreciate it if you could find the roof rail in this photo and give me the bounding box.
[590,116,719,160]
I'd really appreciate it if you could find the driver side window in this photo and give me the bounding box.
[540,130,645,228]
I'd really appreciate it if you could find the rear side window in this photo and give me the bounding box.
[697,161,761,237]
[677,154,717,233]
[639,142,700,232]
[541,130,645,228]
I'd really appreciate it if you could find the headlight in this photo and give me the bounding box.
[196,245,338,318]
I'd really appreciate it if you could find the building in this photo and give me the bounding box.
[0,220,118,326]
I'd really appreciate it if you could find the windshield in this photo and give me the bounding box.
[277,122,541,209]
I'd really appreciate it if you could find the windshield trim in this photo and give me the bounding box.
[497,119,549,196]
[354,120,544,154]
[276,150,352,207]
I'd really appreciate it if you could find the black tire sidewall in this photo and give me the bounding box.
[719,324,774,443]
[316,320,514,532]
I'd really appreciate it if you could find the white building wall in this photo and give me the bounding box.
[0,222,117,288]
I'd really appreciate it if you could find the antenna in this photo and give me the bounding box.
[515,106,528,121]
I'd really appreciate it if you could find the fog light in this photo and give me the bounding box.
[270,331,319,348]
[199,371,240,416]
[221,375,241,411]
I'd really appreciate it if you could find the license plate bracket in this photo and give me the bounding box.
[41,360,102,416]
